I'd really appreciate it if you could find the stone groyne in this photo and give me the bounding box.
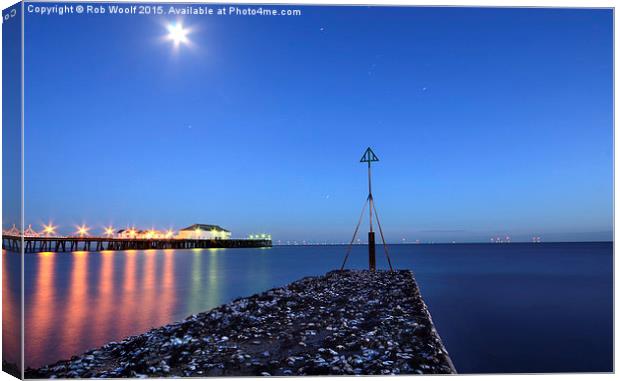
[27,270,455,378]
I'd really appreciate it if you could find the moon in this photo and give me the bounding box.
[166,22,190,46]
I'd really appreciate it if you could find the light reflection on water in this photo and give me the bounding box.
[21,247,282,370]
[5,243,614,373]
[2,250,21,370]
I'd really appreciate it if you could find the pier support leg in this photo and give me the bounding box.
[368,231,376,271]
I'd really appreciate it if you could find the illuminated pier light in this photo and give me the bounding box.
[41,223,57,237]
[5,224,20,235]
[103,226,115,238]
[150,230,165,239]
[247,233,272,240]
[24,225,40,237]
[75,224,90,237]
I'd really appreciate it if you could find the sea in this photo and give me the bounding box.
[2,242,613,373]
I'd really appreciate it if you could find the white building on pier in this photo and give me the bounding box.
[176,224,231,240]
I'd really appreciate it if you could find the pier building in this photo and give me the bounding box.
[177,224,231,240]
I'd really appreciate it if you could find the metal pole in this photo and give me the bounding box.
[342,147,383,272]
[368,161,376,271]
[368,230,376,271]
[368,162,373,233]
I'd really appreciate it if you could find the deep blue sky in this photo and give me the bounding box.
[21,5,612,242]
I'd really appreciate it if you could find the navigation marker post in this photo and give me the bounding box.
[361,147,379,270]
[340,147,393,272]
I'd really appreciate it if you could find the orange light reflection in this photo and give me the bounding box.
[60,251,89,357]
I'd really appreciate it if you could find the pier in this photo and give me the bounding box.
[2,235,271,253]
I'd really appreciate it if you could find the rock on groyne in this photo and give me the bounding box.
[27,270,456,378]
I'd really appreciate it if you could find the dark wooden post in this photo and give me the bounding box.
[368,231,376,271]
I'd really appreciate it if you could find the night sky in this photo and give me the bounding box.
[18,5,613,242]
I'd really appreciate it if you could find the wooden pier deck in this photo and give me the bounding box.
[2,235,271,253]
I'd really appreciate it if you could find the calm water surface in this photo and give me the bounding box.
[4,242,613,373]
